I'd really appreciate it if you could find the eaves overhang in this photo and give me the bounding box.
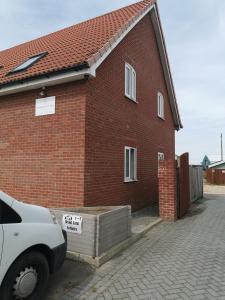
[0,2,182,130]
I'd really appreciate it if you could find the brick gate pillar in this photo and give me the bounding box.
[158,159,177,221]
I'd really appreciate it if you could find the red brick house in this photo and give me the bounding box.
[0,0,182,211]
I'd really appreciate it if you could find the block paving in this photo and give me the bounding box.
[62,194,225,299]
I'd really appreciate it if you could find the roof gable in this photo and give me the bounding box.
[0,0,182,129]
[0,0,155,86]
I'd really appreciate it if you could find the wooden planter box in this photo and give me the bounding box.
[53,206,131,257]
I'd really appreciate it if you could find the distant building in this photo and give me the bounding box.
[201,155,211,170]
[208,161,225,170]
[206,161,225,185]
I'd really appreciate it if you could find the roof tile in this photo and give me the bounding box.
[0,0,155,86]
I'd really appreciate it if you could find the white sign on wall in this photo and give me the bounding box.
[62,214,83,234]
[35,96,55,116]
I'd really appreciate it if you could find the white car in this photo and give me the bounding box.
[0,191,67,300]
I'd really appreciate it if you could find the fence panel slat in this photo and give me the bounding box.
[189,166,203,202]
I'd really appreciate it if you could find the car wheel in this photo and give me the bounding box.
[0,251,49,300]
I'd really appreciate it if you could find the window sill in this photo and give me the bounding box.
[157,115,165,120]
[124,179,138,183]
[125,94,137,103]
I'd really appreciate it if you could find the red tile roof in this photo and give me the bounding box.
[0,0,155,87]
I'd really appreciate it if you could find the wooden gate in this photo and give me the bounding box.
[190,166,203,202]
[177,153,190,218]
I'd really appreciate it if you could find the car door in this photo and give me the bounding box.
[0,201,4,265]
[0,200,22,264]
[0,225,3,265]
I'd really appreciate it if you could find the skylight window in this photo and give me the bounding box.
[8,52,48,75]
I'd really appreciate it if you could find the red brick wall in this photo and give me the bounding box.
[0,81,87,207]
[158,160,177,221]
[84,15,175,210]
[0,14,176,210]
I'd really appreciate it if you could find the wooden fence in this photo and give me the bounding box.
[189,166,203,202]
[206,169,225,185]
[177,153,190,218]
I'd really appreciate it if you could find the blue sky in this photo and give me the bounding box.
[1,0,224,164]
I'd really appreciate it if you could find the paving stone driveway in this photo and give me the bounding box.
[62,194,225,299]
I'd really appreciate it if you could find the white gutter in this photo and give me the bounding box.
[0,67,96,96]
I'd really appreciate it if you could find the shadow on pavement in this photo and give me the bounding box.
[46,259,95,300]
[183,198,207,218]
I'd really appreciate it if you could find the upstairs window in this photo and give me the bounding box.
[124,146,137,182]
[157,92,164,119]
[7,52,48,75]
[125,63,136,102]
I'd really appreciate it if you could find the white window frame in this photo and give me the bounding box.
[157,92,164,119]
[125,63,136,102]
[124,146,137,182]
[8,52,47,74]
